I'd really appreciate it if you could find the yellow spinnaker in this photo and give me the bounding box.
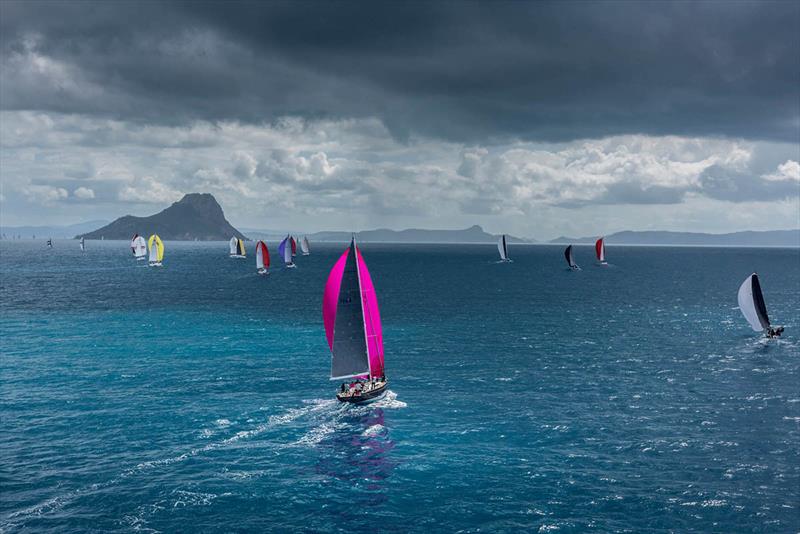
[148,234,164,261]
[238,238,246,257]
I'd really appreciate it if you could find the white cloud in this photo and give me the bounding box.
[20,185,69,204]
[763,160,800,182]
[118,176,182,203]
[1,110,797,237]
[73,186,95,199]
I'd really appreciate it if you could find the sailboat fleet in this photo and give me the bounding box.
[60,229,784,405]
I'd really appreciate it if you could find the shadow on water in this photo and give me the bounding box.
[315,407,396,494]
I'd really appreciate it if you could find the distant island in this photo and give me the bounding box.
[3,203,797,247]
[305,225,529,244]
[549,229,800,247]
[78,193,247,241]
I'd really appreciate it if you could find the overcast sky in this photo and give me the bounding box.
[1,0,798,239]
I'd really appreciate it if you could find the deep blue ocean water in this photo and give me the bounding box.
[1,240,798,533]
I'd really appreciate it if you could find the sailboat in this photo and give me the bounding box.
[278,235,296,268]
[323,237,387,403]
[229,237,246,258]
[738,273,784,338]
[497,234,511,262]
[290,236,297,257]
[80,237,85,252]
[564,244,580,270]
[256,240,270,275]
[595,237,607,265]
[301,236,311,256]
[46,238,53,249]
[131,234,147,261]
[148,234,164,267]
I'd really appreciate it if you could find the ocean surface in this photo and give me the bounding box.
[1,240,798,533]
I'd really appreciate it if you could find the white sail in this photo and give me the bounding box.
[301,236,310,254]
[229,237,238,256]
[80,237,85,252]
[132,236,147,258]
[497,235,508,261]
[738,273,770,332]
[256,242,265,270]
[149,240,158,263]
[284,238,292,264]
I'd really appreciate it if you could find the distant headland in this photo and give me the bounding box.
[77,193,247,241]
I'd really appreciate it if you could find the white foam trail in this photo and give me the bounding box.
[362,424,385,437]
[2,400,336,530]
[371,390,407,409]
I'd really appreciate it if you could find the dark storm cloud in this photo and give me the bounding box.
[1,0,798,142]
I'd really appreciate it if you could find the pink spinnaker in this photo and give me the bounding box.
[322,245,385,378]
[357,249,385,377]
[323,249,349,351]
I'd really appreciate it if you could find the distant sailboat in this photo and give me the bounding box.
[738,273,783,338]
[497,234,511,262]
[148,234,164,267]
[301,236,311,255]
[595,237,607,265]
[80,237,85,252]
[323,237,387,403]
[46,238,53,248]
[131,234,147,261]
[256,240,270,275]
[229,237,246,258]
[564,244,579,270]
[278,235,296,268]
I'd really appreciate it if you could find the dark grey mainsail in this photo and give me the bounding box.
[330,241,370,379]
[750,274,771,329]
[564,245,575,268]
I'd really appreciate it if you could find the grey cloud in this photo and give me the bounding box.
[598,182,687,206]
[1,1,798,143]
[698,164,800,202]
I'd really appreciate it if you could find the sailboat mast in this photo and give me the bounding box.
[352,236,373,378]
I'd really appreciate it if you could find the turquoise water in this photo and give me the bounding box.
[1,241,798,533]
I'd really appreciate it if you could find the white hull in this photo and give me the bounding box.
[302,252,310,256]
[285,263,297,269]
[257,268,269,275]
[136,256,146,261]
[149,262,162,267]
